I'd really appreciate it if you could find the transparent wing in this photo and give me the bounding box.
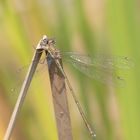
[61,52,133,86]
[69,59,125,86]
[62,52,134,70]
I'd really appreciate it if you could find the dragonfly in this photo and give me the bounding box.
[37,36,133,137]
[37,38,133,87]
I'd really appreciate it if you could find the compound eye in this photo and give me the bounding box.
[43,38,48,44]
[40,38,48,46]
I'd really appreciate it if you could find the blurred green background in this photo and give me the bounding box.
[0,0,139,140]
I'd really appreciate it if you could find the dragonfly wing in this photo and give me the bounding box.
[70,59,125,86]
[92,55,134,69]
[62,52,126,86]
[62,52,134,70]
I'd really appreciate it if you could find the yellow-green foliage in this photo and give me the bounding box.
[0,0,139,140]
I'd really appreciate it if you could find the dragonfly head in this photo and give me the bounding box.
[40,35,48,46]
[37,35,56,50]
